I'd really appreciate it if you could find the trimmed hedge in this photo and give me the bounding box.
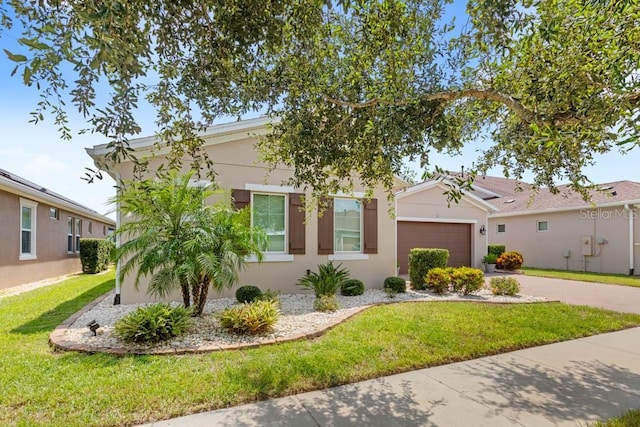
[488,245,506,257]
[341,279,365,296]
[409,248,449,290]
[384,276,406,293]
[79,238,114,274]
[236,285,262,303]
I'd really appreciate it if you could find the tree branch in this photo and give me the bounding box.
[324,88,538,123]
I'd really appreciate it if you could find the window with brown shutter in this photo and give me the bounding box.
[288,193,305,254]
[317,198,334,254]
[363,199,378,254]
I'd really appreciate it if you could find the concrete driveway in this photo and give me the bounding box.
[493,273,640,314]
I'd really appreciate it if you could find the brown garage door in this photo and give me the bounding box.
[397,221,472,274]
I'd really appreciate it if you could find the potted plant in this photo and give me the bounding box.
[482,253,498,273]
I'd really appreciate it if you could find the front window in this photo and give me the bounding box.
[252,193,286,252]
[20,199,38,259]
[497,224,506,233]
[68,218,74,252]
[537,220,549,232]
[75,219,82,252]
[334,198,361,252]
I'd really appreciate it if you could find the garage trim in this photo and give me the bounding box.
[397,217,477,224]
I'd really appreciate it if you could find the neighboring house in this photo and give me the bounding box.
[0,169,115,290]
[395,179,498,274]
[87,116,398,304]
[474,176,640,275]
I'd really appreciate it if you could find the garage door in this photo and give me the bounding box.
[397,221,472,274]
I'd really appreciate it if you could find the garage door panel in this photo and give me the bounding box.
[397,221,471,274]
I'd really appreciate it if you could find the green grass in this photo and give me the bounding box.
[592,409,640,426]
[523,267,640,288]
[2,271,640,426]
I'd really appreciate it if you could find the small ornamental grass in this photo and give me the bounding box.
[490,277,521,296]
[235,285,262,303]
[218,300,280,335]
[314,295,340,312]
[341,279,365,296]
[297,261,349,297]
[114,303,193,344]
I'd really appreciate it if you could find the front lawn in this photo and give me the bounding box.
[523,267,640,288]
[592,409,640,426]
[2,271,640,426]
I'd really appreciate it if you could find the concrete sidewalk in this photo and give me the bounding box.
[141,327,640,427]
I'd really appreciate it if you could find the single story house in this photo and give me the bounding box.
[87,116,399,304]
[0,168,116,289]
[394,180,498,274]
[474,176,640,275]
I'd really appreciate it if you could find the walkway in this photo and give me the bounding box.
[141,326,640,426]
[504,274,640,314]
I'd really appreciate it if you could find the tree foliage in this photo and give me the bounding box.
[2,0,638,199]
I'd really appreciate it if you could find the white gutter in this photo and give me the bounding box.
[491,199,640,218]
[625,204,635,275]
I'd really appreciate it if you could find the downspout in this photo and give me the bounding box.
[627,204,634,276]
[114,172,122,305]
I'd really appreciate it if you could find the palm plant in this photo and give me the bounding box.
[113,171,264,315]
[297,261,349,297]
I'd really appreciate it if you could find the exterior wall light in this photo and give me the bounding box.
[479,225,487,235]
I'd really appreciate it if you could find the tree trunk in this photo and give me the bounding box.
[192,276,210,316]
[181,282,190,308]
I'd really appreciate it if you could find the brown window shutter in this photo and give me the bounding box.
[288,193,305,254]
[231,189,251,210]
[317,198,334,255]
[363,198,378,254]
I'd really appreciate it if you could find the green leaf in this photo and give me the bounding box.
[3,49,27,62]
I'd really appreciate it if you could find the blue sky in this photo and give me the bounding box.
[0,3,637,220]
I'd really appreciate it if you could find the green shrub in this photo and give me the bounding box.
[384,276,406,293]
[297,261,349,297]
[79,238,114,274]
[490,277,521,296]
[426,267,452,294]
[256,289,281,306]
[341,279,365,296]
[450,267,485,295]
[314,295,340,312]
[482,253,498,264]
[235,285,263,303]
[218,300,280,335]
[114,303,193,343]
[496,251,524,270]
[488,245,506,257]
[409,248,449,290]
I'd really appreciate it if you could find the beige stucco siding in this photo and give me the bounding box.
[0,189,114,289]
[396,185,491,269]
[488,206,640,275]
[111,135,396,304]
